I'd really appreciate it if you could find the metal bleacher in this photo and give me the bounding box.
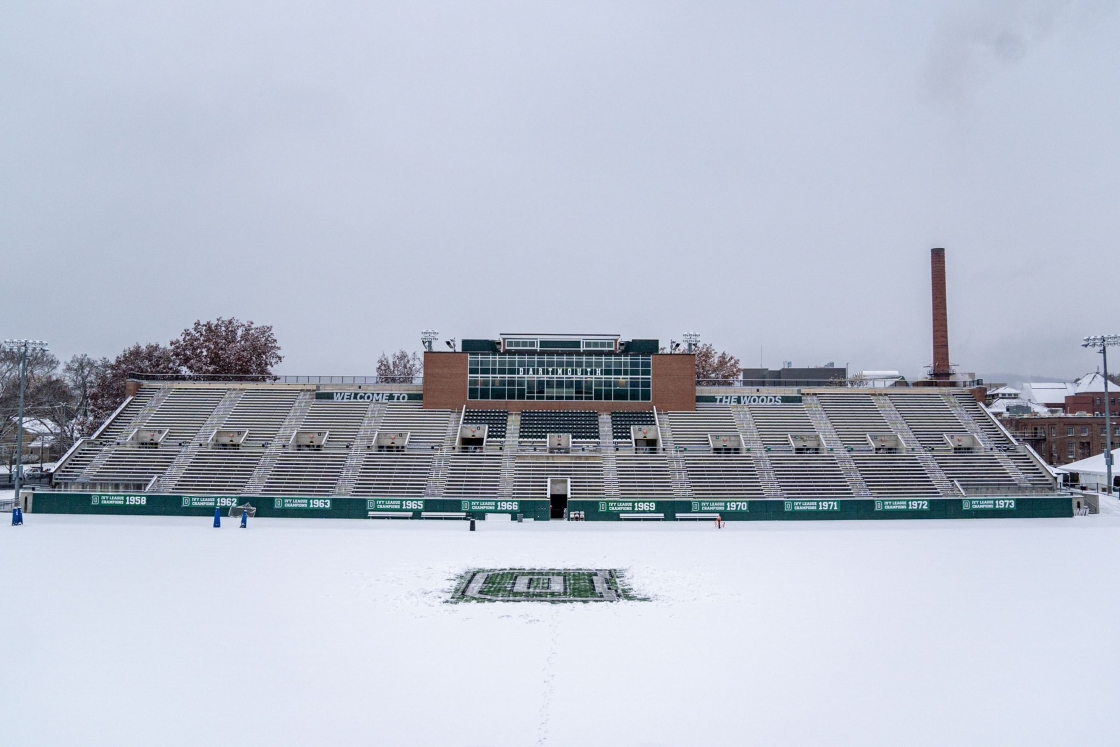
[462,409,508,441]
[50,382,1058,503]
[518,411,599,442]
[610,411,656,442]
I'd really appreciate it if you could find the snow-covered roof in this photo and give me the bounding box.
[1074,372,1116,394]
[988,386,1020,397]
[8,416,58,435]
[986,398,1049,416]
[1021,382,1075,404]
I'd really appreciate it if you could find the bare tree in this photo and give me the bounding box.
[171,318,282,376]
[56,354,105,444]
[376,350,423,383]
[0,346,64,472]
[90,343,178,423]
[694,343,742,384]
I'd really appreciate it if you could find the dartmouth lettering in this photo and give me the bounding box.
[517,368,605,377]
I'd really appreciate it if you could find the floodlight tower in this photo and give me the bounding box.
[683,333,700,354]
[2,339,48,501]
[420,330,439,352]
[1082,335,1120,495]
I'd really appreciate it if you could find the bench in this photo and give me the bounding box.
[367,511,414,519]
[421,511,467,520]
[618,513,664,521]
[676,513,721,521]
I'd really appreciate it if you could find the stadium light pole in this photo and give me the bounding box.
[421,330,439,352]
[2,339,48,502]
[1082,335,1120,495]
[683,333,700,354]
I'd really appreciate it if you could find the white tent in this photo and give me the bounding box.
[1054,452,1118,492]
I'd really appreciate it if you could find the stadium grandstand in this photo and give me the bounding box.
[31,330,1070,521]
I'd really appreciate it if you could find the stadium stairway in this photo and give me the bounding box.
[154,389,245,492]
[423,413,461,497]
[728,406,783,498]
[76,386,175,483]
[655,411,694,498]
[871,395,955,496]
[803,395,872,497]
[598,413,621,497]
[498,411,520,498]
[243,391,315,495]
[333,401,388,496]
[941,394,1032,488]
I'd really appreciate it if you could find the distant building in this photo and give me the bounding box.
[990,373,1120,465]
[1020,382,1075,410]
[851,371,908,388]
[739,365,848,388]
[995,413,1118,466]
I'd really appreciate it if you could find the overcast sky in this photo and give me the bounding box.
[2,1,1117,381]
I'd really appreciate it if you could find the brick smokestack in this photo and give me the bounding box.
[930,247,951,381]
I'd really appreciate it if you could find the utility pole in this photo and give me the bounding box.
[3,339,48,501]
[1082,335,1119,495]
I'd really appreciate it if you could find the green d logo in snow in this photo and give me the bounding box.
[450,569,643,603]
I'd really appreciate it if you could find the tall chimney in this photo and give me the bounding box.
[930,247,951,381]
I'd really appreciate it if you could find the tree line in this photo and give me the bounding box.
[0,318,281,469]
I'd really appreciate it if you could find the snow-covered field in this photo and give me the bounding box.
[3,512,1120,746]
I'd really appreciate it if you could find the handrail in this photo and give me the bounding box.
[127,373,423,385]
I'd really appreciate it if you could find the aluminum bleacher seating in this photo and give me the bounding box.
[262,452,348,496]
[221,389,303,448]
[351,453,433,496]
[615,453,674,497]
[518,411,599,441]
[610,411,656,441]
[815,392,892,450]
[768,454,852,497]
[443,453,503,497]
[851,454,940,497]
[744,403,817,448]
[512,454,604,500]
[681,454,765,499]
[49,382,1058,503]
[666,405,738,450]
[888,394,966,450]
[462,410,508,441]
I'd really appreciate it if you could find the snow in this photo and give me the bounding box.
[3,514,1120,746]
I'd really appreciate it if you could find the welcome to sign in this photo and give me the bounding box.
[315,391,422,402]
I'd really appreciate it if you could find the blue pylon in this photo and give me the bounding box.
[213,507,221,528]
[12,507,23,526]
[240,510,248,528]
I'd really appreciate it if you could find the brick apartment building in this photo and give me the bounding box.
[997,414,1119,466]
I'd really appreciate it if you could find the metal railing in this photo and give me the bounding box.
[697,377,850,388]
[127,373,423,385]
